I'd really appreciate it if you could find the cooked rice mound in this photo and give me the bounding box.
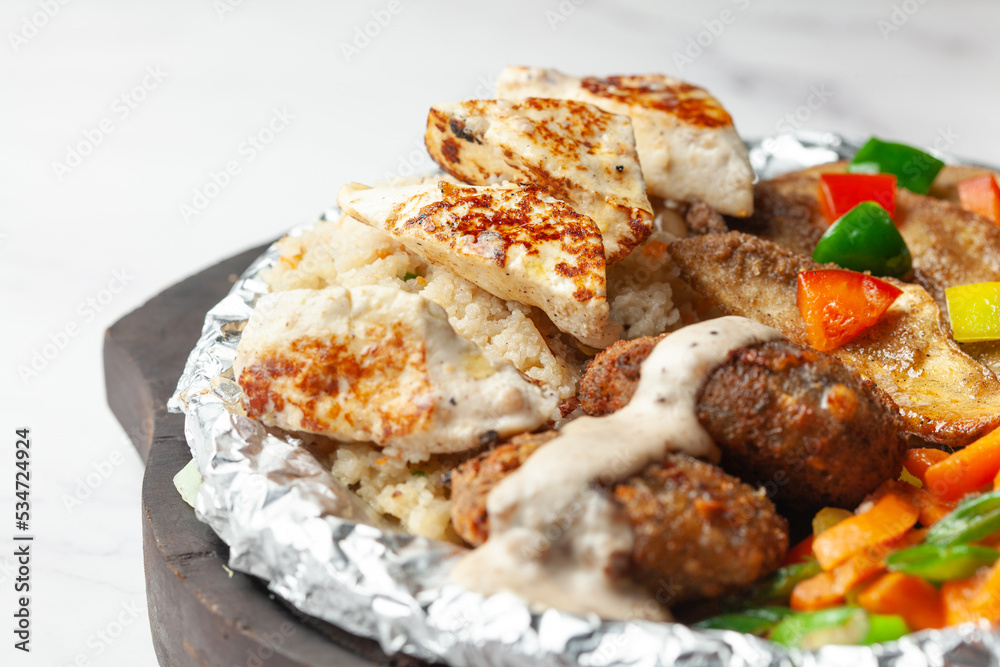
[328,443,458,543]
[259,198,690,542]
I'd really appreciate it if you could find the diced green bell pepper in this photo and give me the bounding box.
[925,489,1000,547]
[812,202,912,278]
[886,543,1000,582]
[742,560,823,607]
[770,606,909,648]
[693,607,793,636]
[848,137,945,194]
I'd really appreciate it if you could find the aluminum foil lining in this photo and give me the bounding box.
[169,131,1000,666]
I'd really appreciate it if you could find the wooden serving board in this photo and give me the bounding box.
[104,244,437,667]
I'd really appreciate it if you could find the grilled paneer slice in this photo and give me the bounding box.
[495,66,754,217]
[732,170,1000,374]
[233,285,556,457]
[338,181,620,348]
[425,98,653,264]
[668,231,1000,448]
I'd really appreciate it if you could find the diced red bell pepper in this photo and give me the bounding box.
[957,174,1000,224]
[784,535,817,566]
[796,270,904,352]
[819,173,897,223]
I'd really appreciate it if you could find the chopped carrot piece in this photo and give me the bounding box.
[943,558,1000,626]
[942,575,984,626]
[904,448,951,484]
[901,484,957,526]
[869,479,953,526]
[783,535,815,566]
[812,492,920,570]
[858,572,945,630]
[640,239,668,259]
[792,529,922,612]
[791,571,842,611]
[994,465,1000,491]
[925,428,1000,501]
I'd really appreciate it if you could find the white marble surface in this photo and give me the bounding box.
[1,1,997,664]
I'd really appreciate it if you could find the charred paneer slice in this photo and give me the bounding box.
[668,231,1000,448]
[233,285,556,457]
[337,181,619,348]
[495,66,754,217]
[425,98,653,264]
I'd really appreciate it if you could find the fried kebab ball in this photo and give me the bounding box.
[580,335,906,511]
[450,433,788,605]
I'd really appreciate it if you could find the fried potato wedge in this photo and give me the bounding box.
[731,170,1000,374]
[668,231,1000,447]
[338,181,619,348]
[425,98,653,264]
[496,66,754,217]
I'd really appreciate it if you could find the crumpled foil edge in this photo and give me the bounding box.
[168,131,1000,667]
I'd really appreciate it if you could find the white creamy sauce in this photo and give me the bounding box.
[452,316,782,620]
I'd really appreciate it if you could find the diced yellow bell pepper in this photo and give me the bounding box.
[946,282,1000,343]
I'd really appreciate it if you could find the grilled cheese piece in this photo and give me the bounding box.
[425,98,653,264]
[496,66,754,217]
[233,286,556,458]
[338,181,619,348]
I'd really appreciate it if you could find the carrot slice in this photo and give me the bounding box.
[792,529,922,611]
[812,492,920,570]
[790,570,842,611]
[858,572,945,631]
[945,557,1000,625]
[942,575,984,626]
[925,428,1000,501]
[904,448,951,485]
[869,479,954,527]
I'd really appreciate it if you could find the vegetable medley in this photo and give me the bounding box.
[699,418,1000,647]
[692,136,1000,647]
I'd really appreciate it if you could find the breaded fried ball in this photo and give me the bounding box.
[451,439,787,603]
[579,334,666,417]
[697,339,906,510]
[449,431,557,546]
[615,454,787,604]
[579,334,905,511]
